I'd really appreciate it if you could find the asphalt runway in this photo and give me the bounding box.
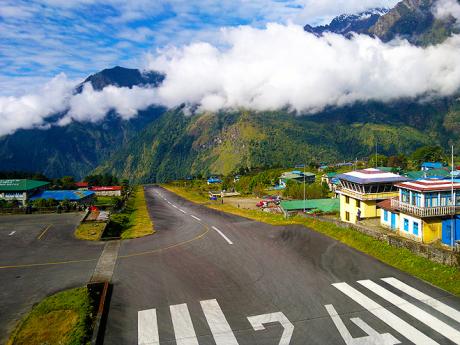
[103,186,460,345]
[0,213,105,343]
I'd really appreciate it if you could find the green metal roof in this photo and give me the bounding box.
[280,198,339,213]
[0,179,49,191]
[405,169,450,180]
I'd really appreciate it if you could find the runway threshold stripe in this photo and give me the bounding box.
[138,309,159,345]
[211,226,233,245]
[170,303,199,345]
[359,280,460,343]
[190,215,201,221]
[381,277,460,322]
[333,282,438,345]
[200,299,239,345]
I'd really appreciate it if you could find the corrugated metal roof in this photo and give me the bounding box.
[280,198,339,212]
[0,179,49,191]
[30,190,95,201]
[396,179,460,192]
[405,169,450,180]
[337,168,409,185]
[421,162,443,169]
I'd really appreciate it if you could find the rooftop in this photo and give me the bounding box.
[396,179,460,192]
[0,179,49,191]
[421,162,444,169]
[405,169,450,180]
[336,168,409,185]
[30,190,95,201]
[90,186,122,191]
[280,198,339,213]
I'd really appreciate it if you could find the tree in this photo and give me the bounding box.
[387,154,408,169]
[368,154,388,168]
[410,146,447,168]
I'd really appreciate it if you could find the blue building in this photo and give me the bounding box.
[421,162,444,171]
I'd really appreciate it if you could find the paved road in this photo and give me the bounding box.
[104,186,460,345]
[0,213,104,343]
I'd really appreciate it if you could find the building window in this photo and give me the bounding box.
[401,189,410,203]
[425,193,438,207]
[384,210,388,222]
[345,212,350,221]
[403,218,409,231]
[356,200,360,208]
[413,222,419,236]
[345,196,350,204]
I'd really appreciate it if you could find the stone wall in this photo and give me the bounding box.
[309,215,459,267]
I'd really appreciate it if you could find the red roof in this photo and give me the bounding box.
[377,198,399,212]
[396,179,460,192]
[90,186,122,191]
[75,182,89,188]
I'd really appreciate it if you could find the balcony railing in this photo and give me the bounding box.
[390,199,460,217]
[336,187,398,201]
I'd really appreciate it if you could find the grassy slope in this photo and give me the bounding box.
[75,222,107,241]
[7,287,92,345]
[119,186,154,239]
[163,184,460,295]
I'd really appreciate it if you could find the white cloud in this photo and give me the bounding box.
[62,83,156,124]
[146,24,460,113]
[0,74,74,136]
[3,22,460,137]
[433,0,460,23]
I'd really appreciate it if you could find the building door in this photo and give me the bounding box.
[442,219,460,246]
[391,213,397,230]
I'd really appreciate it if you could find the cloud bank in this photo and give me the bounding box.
[434,0,460,23]
[147,24,460,113]
[2,22,460,136]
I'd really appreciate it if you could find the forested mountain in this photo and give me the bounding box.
[0,68,166,179]
[1,0,459,182]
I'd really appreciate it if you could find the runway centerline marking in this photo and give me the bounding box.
[212,226,233,245]
[37,224,52,240]
[179,209,187,214]
[359,279,460,344]
[190,215,201,221]
[8,231,15,236]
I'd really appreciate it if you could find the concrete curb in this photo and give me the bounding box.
[88,281,111,345]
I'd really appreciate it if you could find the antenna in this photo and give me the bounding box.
[375,139,378,168]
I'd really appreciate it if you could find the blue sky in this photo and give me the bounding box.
[0,0,399,95]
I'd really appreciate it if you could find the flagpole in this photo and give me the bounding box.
[451,145,455,248]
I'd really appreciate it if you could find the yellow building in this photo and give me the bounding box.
[337,168,409,224]
[379,179,460,245]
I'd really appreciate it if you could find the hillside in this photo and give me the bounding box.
[0,0,459,181]
[95,99,460,183]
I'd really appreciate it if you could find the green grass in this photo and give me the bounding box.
[106,186,154,239]
[121,186,154,239]
[74,222,107,241]
[163,184,460,296]
[7,287,93,345]
[94,196,119,207]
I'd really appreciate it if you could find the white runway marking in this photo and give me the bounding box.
[359,279,460,344]
[200,299,239,345]
[170,303,199,345]
[325,304,399,345]
[172,205,178,209]
[248,312,294,345]
[190,215,201,221]
[212,226,233,245]
[8,231,15,236]
[381,277,460,322]
[333,282,438,345]
[138,309,159,345]
[179,209,187,214]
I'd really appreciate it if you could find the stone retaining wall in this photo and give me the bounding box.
[309,215,459,267]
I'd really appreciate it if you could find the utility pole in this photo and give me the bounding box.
[303,162,306,213]
[451,145,455,249]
